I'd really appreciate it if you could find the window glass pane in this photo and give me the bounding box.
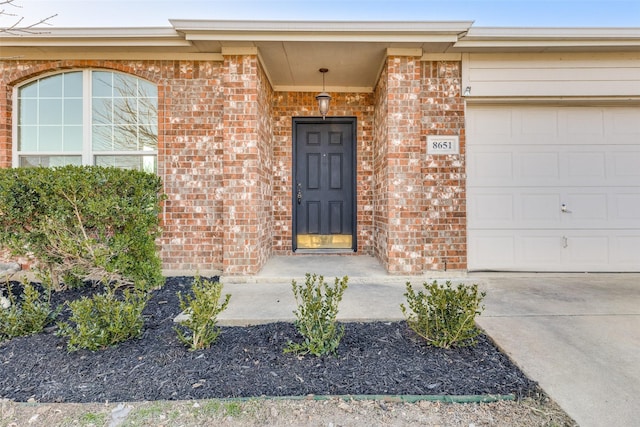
[138,98,156,123]
[92,98,113,124]
[63,72,83,97]
[92,125,113,150]
[140,125,158,150]
[18,126,38,151]
[113,74,137,98]
[63,126,83,151]
[113,97,138,123]
[138,79,155,97]
[20,155,82,168]
[19,99,38,125]
[20,82,38,98]
[64,99,83,125]
[114,125,138,150]
[39,126,63,151]
[95,155,156,173]
[92,71,113,97]
[39,74,63,97]
[39,99,62,125]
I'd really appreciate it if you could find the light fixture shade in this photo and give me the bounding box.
[316,92,331,118]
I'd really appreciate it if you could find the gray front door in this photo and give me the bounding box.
[292,117,357,251]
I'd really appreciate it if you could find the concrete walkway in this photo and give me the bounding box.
[219,256,640,427]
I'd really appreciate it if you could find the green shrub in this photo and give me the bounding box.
[57,286,148,351]
[175,276,231,351]
[400,280,486,349]
[285,273,348,357]
[0,281,58,342]
[0,166,164,291]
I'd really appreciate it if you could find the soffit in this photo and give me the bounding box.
[170,20,473,92]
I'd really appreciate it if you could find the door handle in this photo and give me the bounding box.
[561,203,571,213]
[297,184,302,205]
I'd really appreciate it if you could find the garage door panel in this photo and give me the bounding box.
[612,152,640,178]
[564,193,608,222]
[468,233,516,269]
[521,193,561,222]
[521,236,563,263]
[467,108,513,144]
[520,152,560,181]
[567,152,606,179]
[609,110,640,137]
[563,109,605,142]
[467,105,640,272]
[470,230,635,272]
[471,193,515,225]
[613,233,640,264]
[615,194,640,220]
[470,145,640,187]
[566,236,609,264]
[468,151,514,183]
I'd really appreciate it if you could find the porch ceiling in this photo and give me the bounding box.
[170,20,473,92]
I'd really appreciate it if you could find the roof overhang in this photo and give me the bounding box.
[454,27,640,52]
[1,21,639,92]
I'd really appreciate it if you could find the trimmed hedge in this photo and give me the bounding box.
[0,166,164,290]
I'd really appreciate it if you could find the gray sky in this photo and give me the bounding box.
[7,0,640,28]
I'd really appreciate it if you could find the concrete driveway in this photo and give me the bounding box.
[475,273,640,427]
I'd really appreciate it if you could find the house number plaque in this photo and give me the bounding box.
[427,135,459,155]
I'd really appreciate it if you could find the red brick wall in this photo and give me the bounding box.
[380,56,425,274]
[421,61,467,271]
[373,61,390,268]
[0,56,467,275]
[271,92,374,254]
[0,59,226,274]
[222,55,275,275]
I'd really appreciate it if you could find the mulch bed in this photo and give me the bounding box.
[0,277,538,403]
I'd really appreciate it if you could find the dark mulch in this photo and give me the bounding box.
[0,277,538,403]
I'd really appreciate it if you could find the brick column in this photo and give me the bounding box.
[384,55,424,274]
[222,53,262,275]
[421,60,467,271]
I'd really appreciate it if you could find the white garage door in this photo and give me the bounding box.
[467,105,640,272]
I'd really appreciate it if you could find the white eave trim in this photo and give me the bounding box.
[0,27,191,47]
[465,26,640,39]
[170,20,475,33]
[456,26,640,49]
[170,19,473,42]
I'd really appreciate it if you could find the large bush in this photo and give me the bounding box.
[0,166,164,290]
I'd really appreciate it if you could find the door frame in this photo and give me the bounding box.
[292,116,357,252]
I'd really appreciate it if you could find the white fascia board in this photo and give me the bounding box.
[171,19,472,42]
[465,26,640,39]
[170,20,474,33]
[0,27,190,47]
[184,33,459,43]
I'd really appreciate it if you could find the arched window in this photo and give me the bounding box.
[16,70,158,173]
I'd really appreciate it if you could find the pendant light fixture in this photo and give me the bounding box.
[316,68,331,119]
